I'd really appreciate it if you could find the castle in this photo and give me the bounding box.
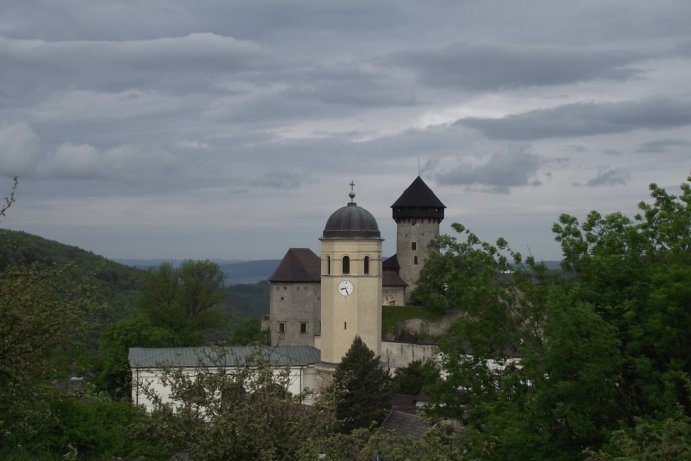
[267,176,445,363]
[130,176,445,408]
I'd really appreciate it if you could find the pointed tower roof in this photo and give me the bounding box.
[391,176,445,221]
[392,176,446,208]
[269,248,321,283]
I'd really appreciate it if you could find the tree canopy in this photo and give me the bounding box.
[414,176,691,460]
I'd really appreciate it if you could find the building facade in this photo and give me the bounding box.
[269,176,445,348]
[130,177,447,408]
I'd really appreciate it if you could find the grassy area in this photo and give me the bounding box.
[381,305,445,336]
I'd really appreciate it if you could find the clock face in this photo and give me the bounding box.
[338,280,354,296]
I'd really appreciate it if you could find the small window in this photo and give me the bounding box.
[364,256,370,274]
[280,296,284,301]
[411,242,417,251]
[414,256,418,265]
[327,256,331,275]
[278,322,285,334]
[300,322,307,333]
[344,322,347,330]
[342,256,350,274]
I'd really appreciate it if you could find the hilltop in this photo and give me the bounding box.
[0,228,144,326]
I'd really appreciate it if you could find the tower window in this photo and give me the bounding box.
[300,322,307,333]
[342,256,350,274]
[414,256,418,265]
[344,322,347,330]
[327,256,331,275]
[411,242,417,251]
[364,256,370,274]
[278,322,285,334]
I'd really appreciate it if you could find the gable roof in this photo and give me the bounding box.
[379,410,429,439]
[128,345,321,368]
[391,176,445,209]
[383,271,407,287]
[269,248,320,283]
[382,254,400,270]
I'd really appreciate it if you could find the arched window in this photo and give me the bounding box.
[327,256,331,275]
[364,256,370,274]
[342,256,350,274]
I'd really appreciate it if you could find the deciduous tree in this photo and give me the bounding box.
[417,175,691,460]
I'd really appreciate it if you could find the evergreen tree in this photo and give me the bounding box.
[330,336,393,433]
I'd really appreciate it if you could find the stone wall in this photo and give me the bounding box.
[380,341,439,370]
[383,286,406,306]
[269,282,321,346]
[395,218,440,302]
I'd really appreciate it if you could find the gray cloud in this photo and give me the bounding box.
[388,43,644,91]
[456,97,691,140]
[0,123,40,176]
[253,170,314,190]
[636,138,691,153]
[577,168,630,187]
[2,1,690,261]
[430,148,544,193]
[0,34,274,98]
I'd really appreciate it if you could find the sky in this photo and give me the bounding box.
[1,0,690,261]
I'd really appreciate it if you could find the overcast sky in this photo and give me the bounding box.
[1,1,690,261]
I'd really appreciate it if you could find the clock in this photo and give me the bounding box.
[338,280,354,296]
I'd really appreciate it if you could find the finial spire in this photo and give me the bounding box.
[348,180,356,202]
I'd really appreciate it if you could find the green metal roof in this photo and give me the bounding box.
[129,345,320,368]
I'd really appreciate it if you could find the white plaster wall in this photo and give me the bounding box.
[380,341,439,370]
[131,366,313,412]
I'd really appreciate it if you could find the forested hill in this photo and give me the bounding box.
[0,228,144,324]
[115,258,281,285]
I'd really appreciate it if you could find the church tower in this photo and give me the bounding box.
[319,185,383,364]
[391,176,445,303]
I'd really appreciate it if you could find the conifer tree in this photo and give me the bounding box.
[330,336,392,433]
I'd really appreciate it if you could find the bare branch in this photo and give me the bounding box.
[1,176,18,218]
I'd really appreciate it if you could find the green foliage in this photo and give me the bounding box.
[0,229,143,327]
[552,177,691,419]
[138,260,225,334]
[361,426,465,461]
[224,280,270,318]
[329,336,393,433]
[416,175,691,460]
[138,348,333,461]
[585,414,691,461]
[392,359,438,395]
[231,317,270,345]
[0,263,96,447]
[44,392,159,460]
[96,315,186,398]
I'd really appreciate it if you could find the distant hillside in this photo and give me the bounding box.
[0,228,144,326]
[115,258,279,285]
[218,259,280,285]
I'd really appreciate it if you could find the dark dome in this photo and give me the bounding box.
[323,201,381,239]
